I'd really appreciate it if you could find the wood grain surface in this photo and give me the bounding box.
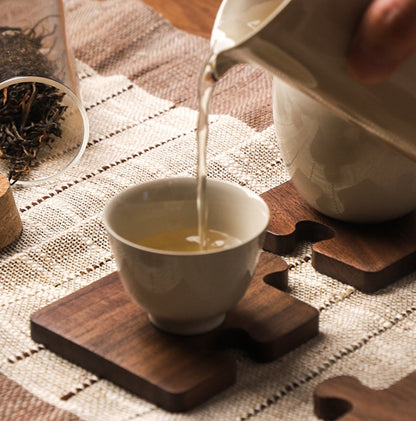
[314,373,416,420]
[142,0,221,37]
[261,181,416,292]
[31,252,319,412]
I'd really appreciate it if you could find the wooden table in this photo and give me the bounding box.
[142,0,221,38]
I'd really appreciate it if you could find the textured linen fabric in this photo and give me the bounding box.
[0,372,80,421]
[0,1,415,420]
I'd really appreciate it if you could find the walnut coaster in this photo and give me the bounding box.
[0,174,22,249]
[261,180,416,293]
[314,371,416,420]
[30,252,319,412]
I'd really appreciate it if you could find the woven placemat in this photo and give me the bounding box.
[1,1,415,420]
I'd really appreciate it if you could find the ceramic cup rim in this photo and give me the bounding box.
[102,176,270,256]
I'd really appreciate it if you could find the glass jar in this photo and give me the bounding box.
[0,0,88,185]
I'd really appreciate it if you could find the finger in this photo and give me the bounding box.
[348,0,416,84]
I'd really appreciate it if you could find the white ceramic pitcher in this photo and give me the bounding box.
[211,0,416,222]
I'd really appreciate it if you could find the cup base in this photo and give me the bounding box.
[148,313,226,335]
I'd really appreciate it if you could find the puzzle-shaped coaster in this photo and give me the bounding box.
[30,252,319,412]
[261,181,416,292]
[314,372,416,420]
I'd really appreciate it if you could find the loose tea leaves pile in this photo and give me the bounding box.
[0,82,66,183]
[0,24,67,183]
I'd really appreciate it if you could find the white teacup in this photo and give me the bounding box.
[103,177,269,335]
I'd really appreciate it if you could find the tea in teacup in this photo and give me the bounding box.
[138,227,242,252]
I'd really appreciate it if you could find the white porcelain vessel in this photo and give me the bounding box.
[210,0,416,222]
[103,177,269,335]
[212,0,416,161]
[272,78,416,222]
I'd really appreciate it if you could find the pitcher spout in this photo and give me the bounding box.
[209,53,238,81]
[210,0,290,79]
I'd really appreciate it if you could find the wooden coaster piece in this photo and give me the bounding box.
[314,372,416,420]
[30,252,319,412]
[261,181,416,292]
[0,174,22,249]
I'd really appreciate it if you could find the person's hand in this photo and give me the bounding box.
[348,0,416,84]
